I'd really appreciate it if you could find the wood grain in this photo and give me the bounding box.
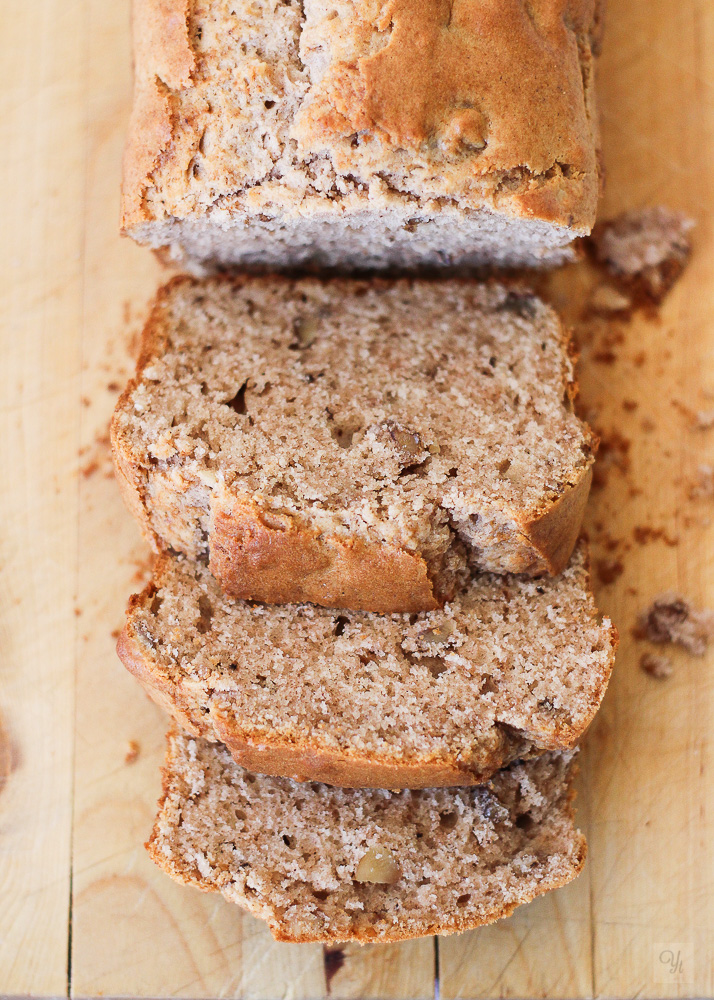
[583,5,714,996]
[1,0,714,997]
[0,0,87,993]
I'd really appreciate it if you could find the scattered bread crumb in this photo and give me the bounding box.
[131,553,154,586]
[79,432,113,479]
[596,558,624,586]
[591,427,631,489]
[125,740,141,765]
[695,410,714,430]
[633,526,679,547]
[593,350,616,365]
[639,652,674,679]
[591,206,694,304]
[690,465,714,499]
[588,283,632,314]
[635,594,714,656]
[0,715,13,792]
[80,460,100,478]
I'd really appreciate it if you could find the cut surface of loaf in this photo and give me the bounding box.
[119,542,616,788]
[123,0,602,271]
[111,276,596,612]
[149,730,586,943]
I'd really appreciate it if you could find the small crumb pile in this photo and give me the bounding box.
[635,594,714,657]
[636,595,714,680]
[591,206,694,304]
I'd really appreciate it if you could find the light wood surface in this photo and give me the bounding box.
[1,1,713,997]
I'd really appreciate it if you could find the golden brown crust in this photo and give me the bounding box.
[111,415,161,551]
[212,722,513,790]
[121,0,193,232]
[519,466,593,576]
[208,479,591,607]
[117,627,203,738]
[296,0,600,230]
[210,499,441,614]
[109,276,192,549]
[122,0,602,246]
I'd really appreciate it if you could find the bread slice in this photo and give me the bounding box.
[111,276,596,613]
[122,0,602,272]
[118,542,616,789]
[148,730,586,944]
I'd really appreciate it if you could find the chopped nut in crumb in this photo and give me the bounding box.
[372,420,430,468]
[419,621,455,646]
[292,315,319,348]
[354,847,400,884]
[125,740,140,764]
[639,652,674,679]
[635,595,714,656]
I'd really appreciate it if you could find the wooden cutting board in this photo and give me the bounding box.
[2,1,713,997]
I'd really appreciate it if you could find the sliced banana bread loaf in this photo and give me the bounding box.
[112,276,596,613]
[118,542,615,788]
[149,730,586,943]
[123,0,602,271]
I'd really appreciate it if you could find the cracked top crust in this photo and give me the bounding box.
[122,0,602,233]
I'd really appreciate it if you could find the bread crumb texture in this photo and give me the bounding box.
[120,542,616,787]
[148,730,586,943]
[111,276,595,610]
[123,0,603,269]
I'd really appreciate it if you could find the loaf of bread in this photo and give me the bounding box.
[119,543,616,788]
[149,729,586,943]
[111,276,596,613]
[122,0,602,272]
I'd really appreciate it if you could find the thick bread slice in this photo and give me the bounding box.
[111,276,596,613]
[123,0,602,271]
[118,542,616,788]
[148,730,586,944]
